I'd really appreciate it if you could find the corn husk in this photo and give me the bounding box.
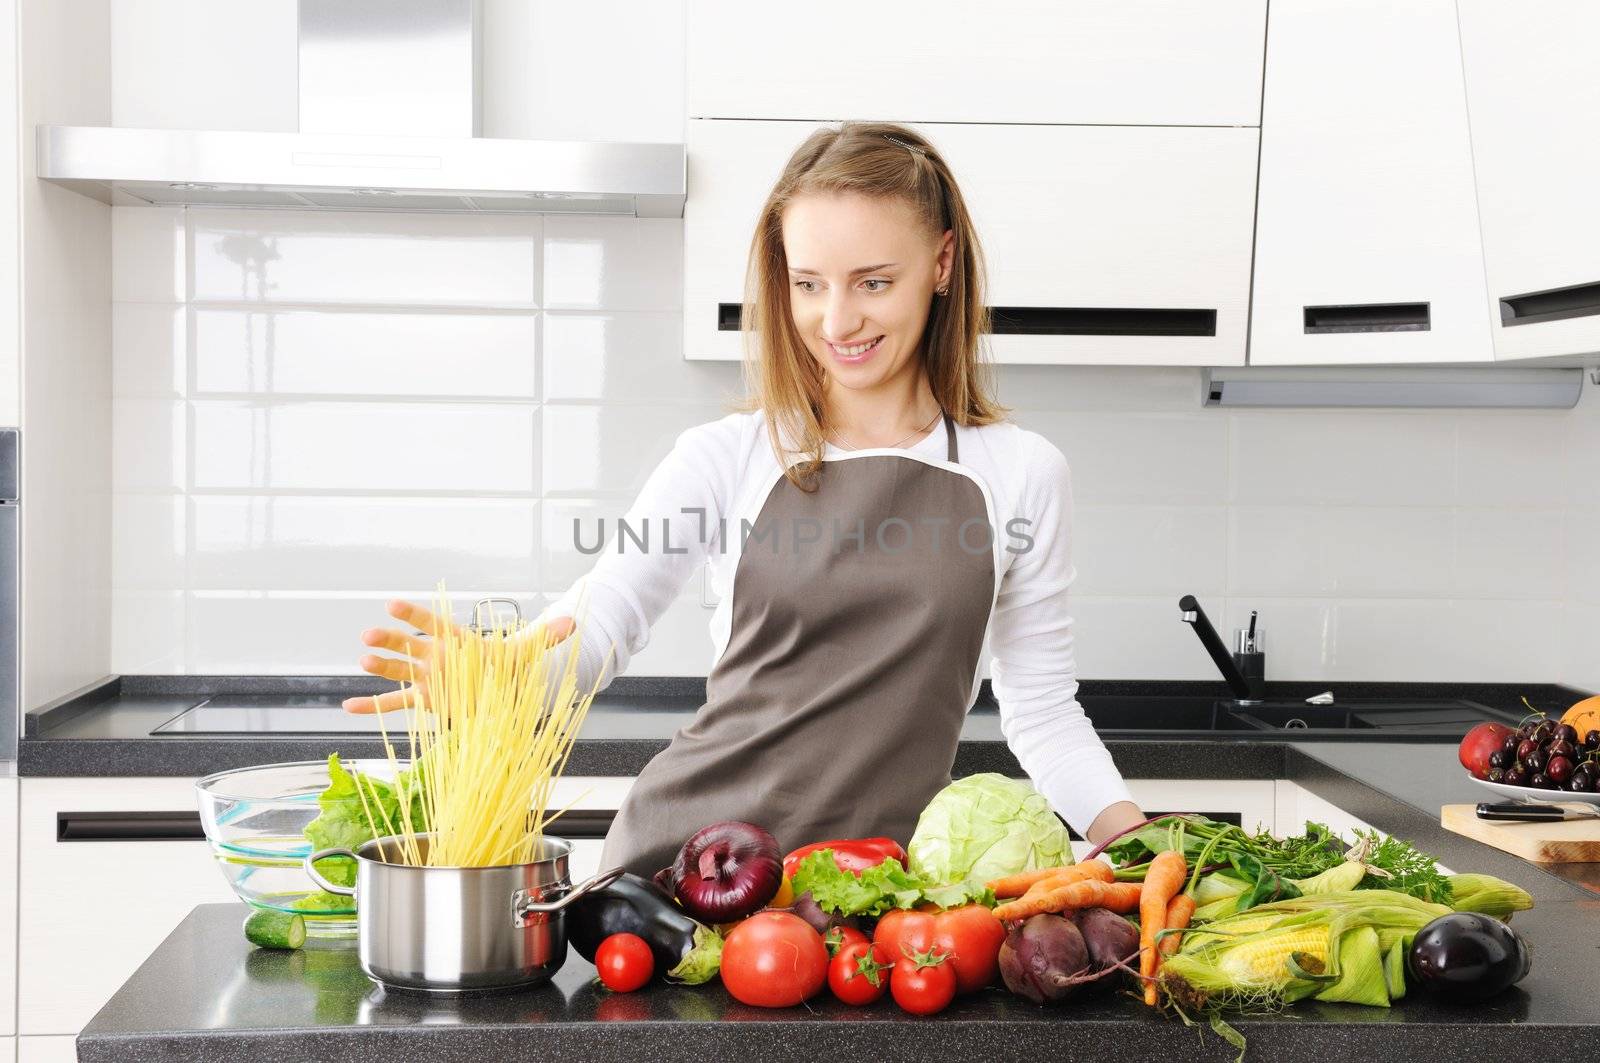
[1446,873,1534,921]
[1161,889,1453,1012]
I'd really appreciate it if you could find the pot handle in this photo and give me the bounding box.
[513,864,625,926]
[303,846,359,897]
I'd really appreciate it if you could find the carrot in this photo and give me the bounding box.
[1138,849,1187,1006]
[1158,894,1197,959]
[993,878,1142,920]
[987,860,1112,898]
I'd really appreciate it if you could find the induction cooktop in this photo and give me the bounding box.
[151,695,394,734]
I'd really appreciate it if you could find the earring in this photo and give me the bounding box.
[936,286,949,296]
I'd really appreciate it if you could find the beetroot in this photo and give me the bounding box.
[1076,906,1140,973]
[999,914,1089,1003]
[998,908,1140,1005]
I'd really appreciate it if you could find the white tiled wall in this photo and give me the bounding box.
[110,207,741,675]
[110,206,1598,687]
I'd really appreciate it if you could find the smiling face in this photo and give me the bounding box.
[782,192,954,396]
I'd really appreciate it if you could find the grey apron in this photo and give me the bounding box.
[600,411,1000,878]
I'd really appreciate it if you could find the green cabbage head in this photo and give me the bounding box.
[906,773,1072,885]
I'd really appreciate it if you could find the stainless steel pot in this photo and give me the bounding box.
[304,833,623,992]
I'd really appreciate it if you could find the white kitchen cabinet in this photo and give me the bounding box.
[548,776,634,883]
[689,1,1266,127]
[1,779,16,1039]
[1250,0,1492,365]
[0,1036,13,1063]
[16,1038,72,1063]
[14,1038,70,1063]
[1272,780,1453,872]
[1125,779,1275,835]
[16,778,235,1037]
[685,120,1259,366]
[1459,1,1600,363]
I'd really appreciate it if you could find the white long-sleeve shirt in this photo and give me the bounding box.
[534,409,1136,837]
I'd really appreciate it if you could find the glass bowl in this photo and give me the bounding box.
[195,759,404,939]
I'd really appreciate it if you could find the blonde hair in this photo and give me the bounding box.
[733,121,1008,491]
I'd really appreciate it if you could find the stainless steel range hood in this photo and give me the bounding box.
[37,0,684,216]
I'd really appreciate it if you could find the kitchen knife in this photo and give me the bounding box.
[1475,801,1600,822]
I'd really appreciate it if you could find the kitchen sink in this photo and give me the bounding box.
[1076,695,1517,741]
[1078,697,1259,733]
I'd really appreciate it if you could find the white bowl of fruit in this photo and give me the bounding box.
[1460,697,1600,805]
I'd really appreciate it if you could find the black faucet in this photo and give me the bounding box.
[1178,595,1263,703]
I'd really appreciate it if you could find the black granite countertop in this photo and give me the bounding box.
[18,674,1587,777]
[77,740,1600,1062]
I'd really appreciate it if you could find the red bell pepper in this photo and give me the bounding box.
[783,837,907,880]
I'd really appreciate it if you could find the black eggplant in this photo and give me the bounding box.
[1407,912,1531,1002]
[568,872,723,984]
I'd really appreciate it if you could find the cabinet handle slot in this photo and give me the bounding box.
[541,809,615,839]
[1499,280,1600,327]
[57,811,206,841]
[1303,302,1430,334]
[718,303,1216,337]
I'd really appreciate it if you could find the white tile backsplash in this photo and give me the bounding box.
[190,401,540,494]
[112,495,185,590]
[1228,506,1456,597]
[109,205,1598,688]
[111,590,186,673]
[112,399,185,491]
[542,311,741,404]
[186,591,513,674]
[190,210,542,308]
[112,303,185,399]
[188,497,540,592]
[541,217,683,311]
[540,403,726,498]
[111,206,184,303]
[1229,411,1458,506]
[1072,505,1227,597]
[1456,413,1570,507]
[192,309,539,398]
[1014,411,1230,505]
[1453,508,1566,600]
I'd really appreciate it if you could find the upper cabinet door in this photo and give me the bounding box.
[684,120,1259,365]
[1459,0,1600,362]
[1249,0,1492,365]
[688,1,1267,127]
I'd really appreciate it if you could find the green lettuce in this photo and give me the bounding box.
[789,849,993,917]
[905,774,1071,885]
[303,753,428,853]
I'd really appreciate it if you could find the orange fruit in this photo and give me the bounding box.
[1560,695,1600,738]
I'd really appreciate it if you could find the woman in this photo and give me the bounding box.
[345,121,1146,877]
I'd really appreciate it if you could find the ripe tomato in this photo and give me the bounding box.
[823,925,869,957]
[827,941,893,1006]
[595,932,654,993]
[1459,722,1514,779]
[720,910,828,1008]
[873,903,1006,994]
[890,945,956,1015]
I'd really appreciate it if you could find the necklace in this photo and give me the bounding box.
[829,406,944,451]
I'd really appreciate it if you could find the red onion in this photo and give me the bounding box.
[668,820,782,923]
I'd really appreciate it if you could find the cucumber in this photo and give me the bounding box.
[244,909,307,950]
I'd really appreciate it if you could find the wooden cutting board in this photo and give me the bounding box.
[1441,804,1600,863]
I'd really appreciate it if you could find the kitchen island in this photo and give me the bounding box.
[77,738,1600,1062]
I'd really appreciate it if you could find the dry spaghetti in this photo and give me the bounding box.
[366,583,608,868]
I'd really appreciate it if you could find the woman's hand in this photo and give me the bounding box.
[342,601,578,714]
[1084,801,1148,848]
